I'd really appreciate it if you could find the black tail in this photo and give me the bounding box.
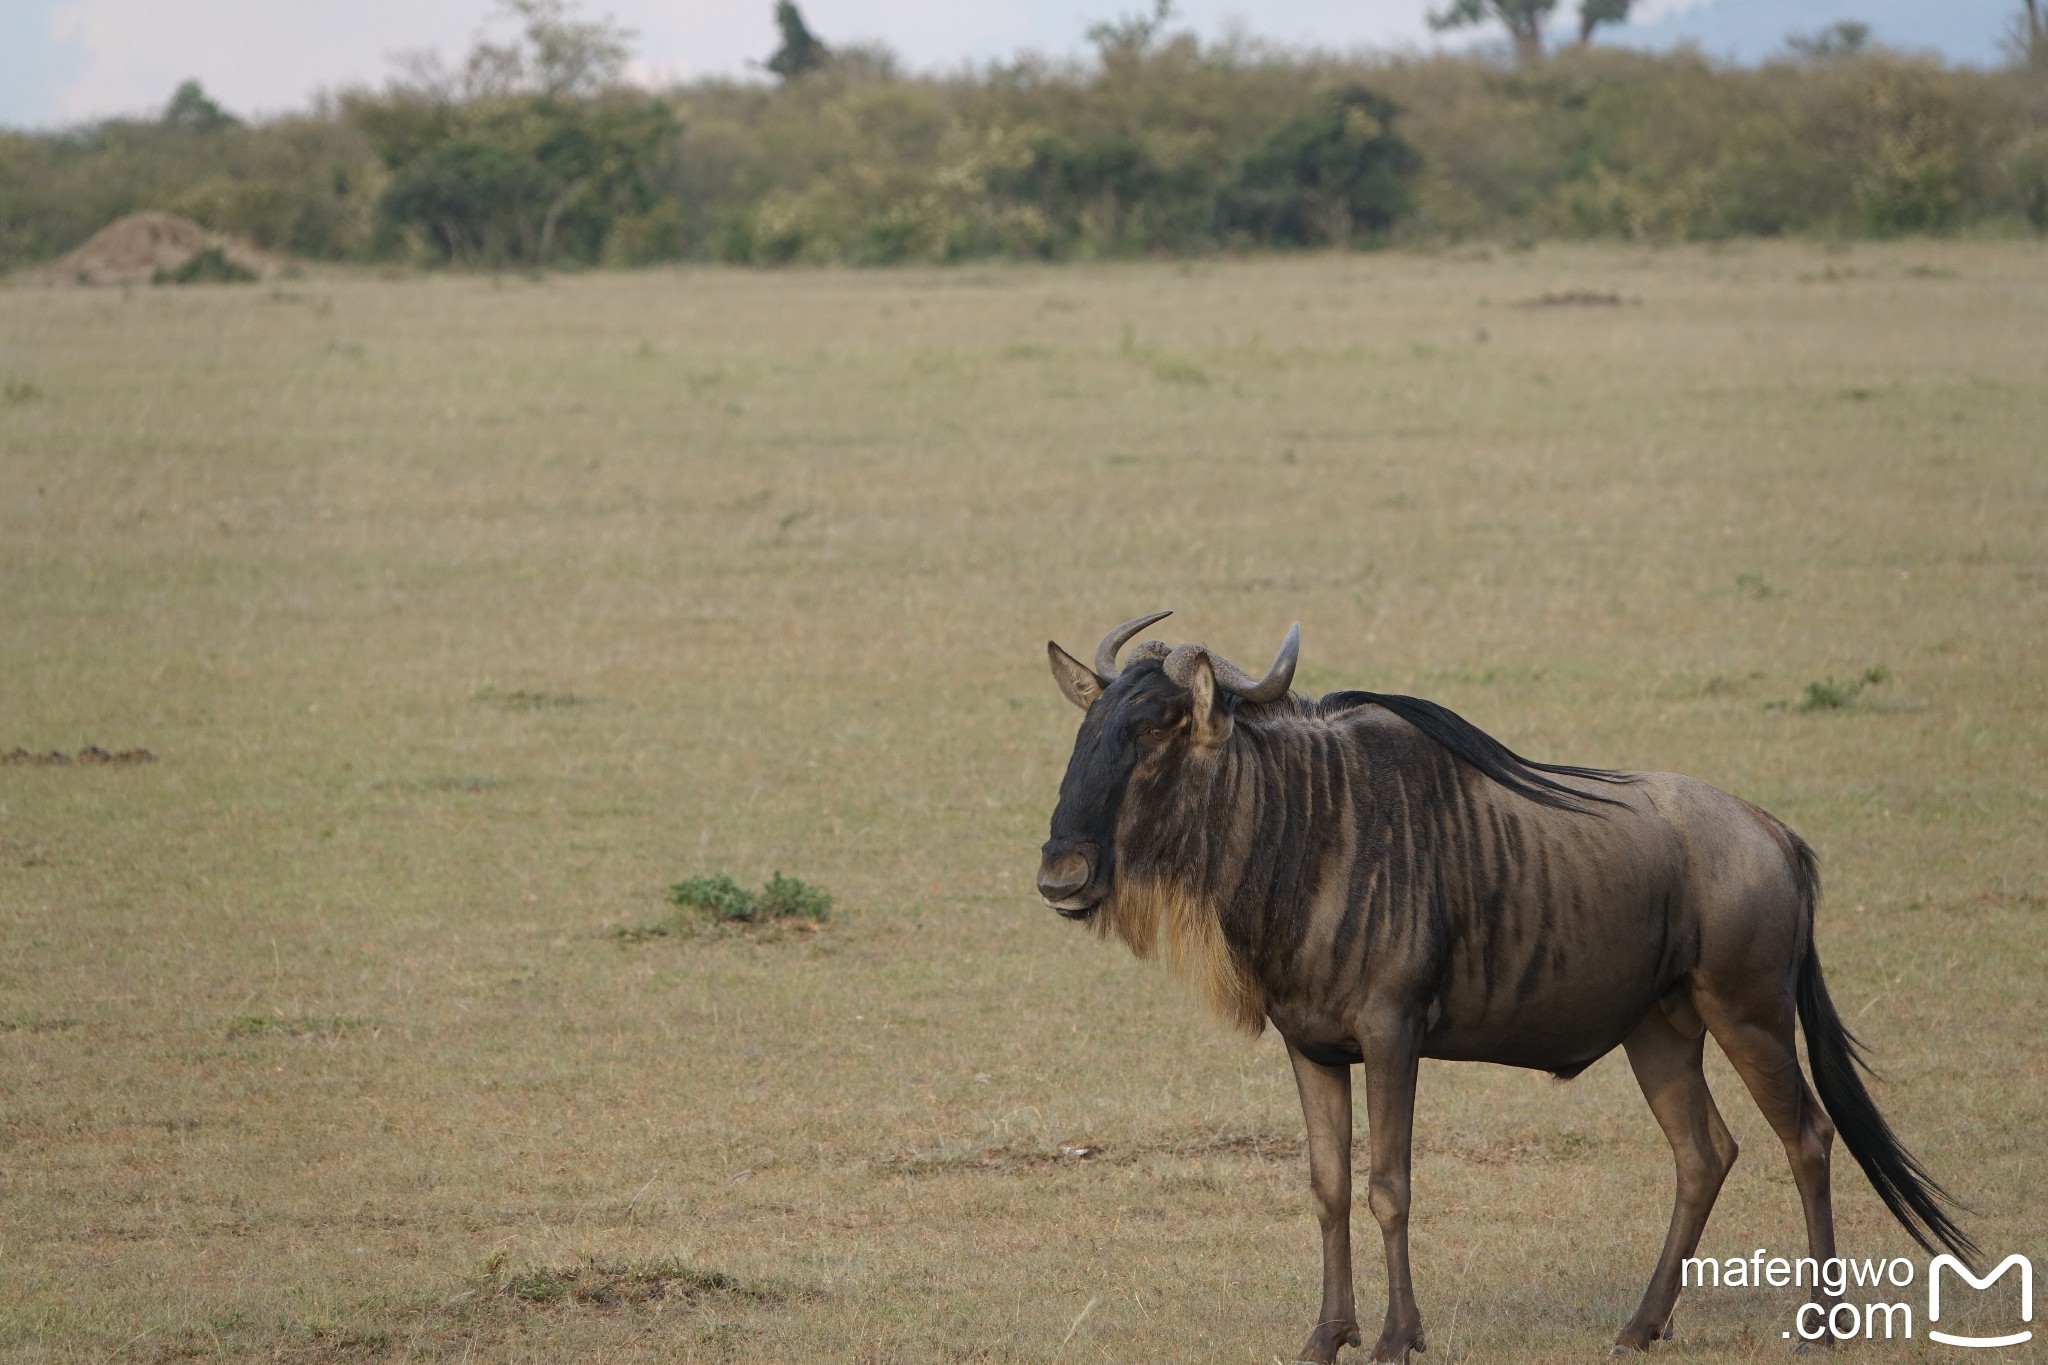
[1791,838,1979,1265]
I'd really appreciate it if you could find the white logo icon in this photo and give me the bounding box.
[1928,1254,2033,1349]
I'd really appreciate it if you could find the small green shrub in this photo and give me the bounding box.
[758,871,833,922]
[1734,572,1779,599]
[667,872,761,922]
[667,871,832,925]
[1797,665,1891,711]
[154,245,257,284]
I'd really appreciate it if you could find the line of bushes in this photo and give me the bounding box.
[4,14,2046,273]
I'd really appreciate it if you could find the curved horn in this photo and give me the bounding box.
[1164,623,1300,703]
[1092,610,1173,680]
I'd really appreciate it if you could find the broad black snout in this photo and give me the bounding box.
[1036,841,1099,916]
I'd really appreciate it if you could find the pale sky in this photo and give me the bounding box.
[0,0,2017,130]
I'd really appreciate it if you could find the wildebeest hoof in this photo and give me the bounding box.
[1612,1317,1671,1354]
[1293,1320,1359,1365]
[1369,1326,1424,1362]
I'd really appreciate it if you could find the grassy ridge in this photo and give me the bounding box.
[0,243,2043,1359]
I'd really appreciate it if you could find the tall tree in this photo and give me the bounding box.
[363,0,670,267]
[2022,0,2046,66]
[1429,0,1556,66]
[1219,86,1422,247]
[162,80,236,131]
[1786,20,1870,60]
[509,0,632,96]
[1577,0,1633,46]
[1086,0,1176,61]
[389,0,632,101]
[766,2,828,80]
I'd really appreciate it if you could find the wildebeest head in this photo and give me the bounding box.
[1036,612,1299,919]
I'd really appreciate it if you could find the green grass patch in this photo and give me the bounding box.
[154,246,258,285]
[617,871,834,940]
[1794,665,1892,711]
[670,871,831,924]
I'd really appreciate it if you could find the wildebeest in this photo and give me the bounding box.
[1036,613,1975,1364]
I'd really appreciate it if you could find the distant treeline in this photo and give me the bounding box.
[5,14,2047,272]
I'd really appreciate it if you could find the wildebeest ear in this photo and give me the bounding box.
[1047,641,1104,712]
[1185,653,1234,748]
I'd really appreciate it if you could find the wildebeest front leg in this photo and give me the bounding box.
[1360,1021,1426,1363]
[1287,1041,1361,1365]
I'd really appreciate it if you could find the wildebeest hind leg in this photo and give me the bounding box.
[1695,992,1841,1340]
[1612,1008,1739,1354]
[1286,1042,1361,1365]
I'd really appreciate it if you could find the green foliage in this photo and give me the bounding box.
[348,1,676,267]
[304,1,664,267]
[0,113,384,270]
[366,92,678,264]
[667,872,758,921]
[667,871,832,924]
[602,197,685,264]
[379,138,538,263]
[758,871,834,921]
[2002,129,2048,230]
[6,27,2048,275]
[153,244,258,284]
[1221,86,1422,245]
[1797,666,1892,711]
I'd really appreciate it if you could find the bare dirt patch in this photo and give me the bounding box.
[471,686,592,710]
[2,745,155,765]
[224,1014,376,1040]
[1518,288,1630,307]
[493,1259,803,1310]
[877,1126,1305,1175]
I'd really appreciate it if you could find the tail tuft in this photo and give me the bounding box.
[1793,837,1979,1265]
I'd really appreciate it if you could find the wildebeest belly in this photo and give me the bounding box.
[1419,886,1679,1072]
[1419,987,1657,1074]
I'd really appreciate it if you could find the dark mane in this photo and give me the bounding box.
[1310,690,1634,813]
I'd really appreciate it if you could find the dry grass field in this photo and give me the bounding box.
[2,243,2043,1363]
